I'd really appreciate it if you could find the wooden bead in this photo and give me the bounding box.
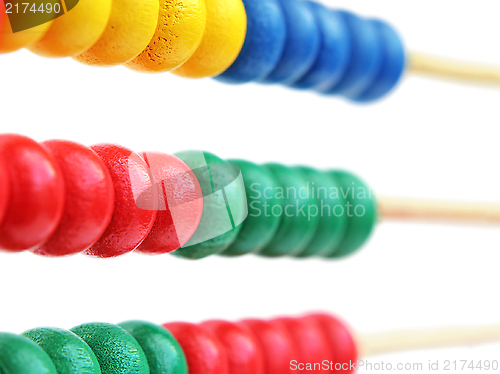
[327,171,377,258]
[22,327,101,374]
[74,0,159,66]
[119,321,187,374]
[221,160,281,256]
[164,322,229,374]
[125,0,206,73]
[258,163,319,257]
[0,155,10,228]
[27,0,112,58]
[173,151,246,259]
[86,144,157,258]
[34,141,114,256]
[304,314,358,373]
[0,333,57,374]
[293,167,348,258]
[0,135,65,251]
[262,0,320,84]
[323,11,384,98]
[0,2,53,54]
[71,323,149,374]
[239,319,298,374]
[136,152,203,254]
[201,320,265,374]
[290,5,350,90]
[172,0,246,78]
[215,0,286,83]
[272,317,330,370]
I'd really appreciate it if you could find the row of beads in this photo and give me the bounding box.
[0,0,405,102]
[0,314,357,374]
[0,134,377,259]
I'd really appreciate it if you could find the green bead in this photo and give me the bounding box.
[221,159,282,256]
[259,163,320,257]
[22,327,101,374]
[0,333,57,374]
[119,321,187,374]
[173,151,247,259]
[71,323,150,374]
[327,170,378,258]
[293,167,348,258]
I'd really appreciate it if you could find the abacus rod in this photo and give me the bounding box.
[358,324,500,357]
[408,52,500,86]
[377,197,500,225]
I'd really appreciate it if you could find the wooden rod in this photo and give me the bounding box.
[408,52,500,87]
[377,197,500,225]
[358,324,500,357]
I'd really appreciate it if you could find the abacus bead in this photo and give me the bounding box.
[258,164,319,257]
[0,156,10,227]
[172,0,247,78]
[271,317,330,369]
[0,134,65,251]
[201,320,265,374]
[304,314,358,373]
[0,333,57,374]
[71,322,149,374]
[289,6,350,90]
[221,160,281,256]
[164,322,229,374]
[0,2,53,54]
[293,167,347,258]
[239,319,298,374]
[215,0,286,83]
[322,11,384,99]
[86,145,157,258]
[172,151,246,259]
[136,152,203,255]
[119,321,188,374]
[352,20,406,103]
[74,0,159,66]
[262,0,320,84]
[28,0,112,57]
[327,171,377,258]
[22,327,101,374]
[34,141,114,256]
[125,0,207,73]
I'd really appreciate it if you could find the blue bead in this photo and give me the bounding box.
[261,0,320,84]
[322,11,384,98]
[215,0,286,84]
[351,20,406,103]
[289,4,350,90]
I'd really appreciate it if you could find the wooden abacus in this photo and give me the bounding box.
[1,312,500,374]
[1,0,500,102]
[0,133,498,260]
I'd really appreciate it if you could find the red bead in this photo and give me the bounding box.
[163,322,229,374]
[239,319,299,374]
[303,314,358,373]
[0,156,10,228]
[272,317,330,371]
[86,144,157,258]
[136,152,203,254]
[0,134,65,251]
[33,141,115,256]
[201,320,264,374]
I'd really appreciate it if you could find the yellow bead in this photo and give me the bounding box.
[125,0,206,73]
[0,6,52,54]
[172,0,246,78]
[74,0,159,67]
[27,0,112,58]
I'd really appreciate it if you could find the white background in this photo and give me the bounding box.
[1,0,500,372]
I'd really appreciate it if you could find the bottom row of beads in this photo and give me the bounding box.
[0,314,357,374]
